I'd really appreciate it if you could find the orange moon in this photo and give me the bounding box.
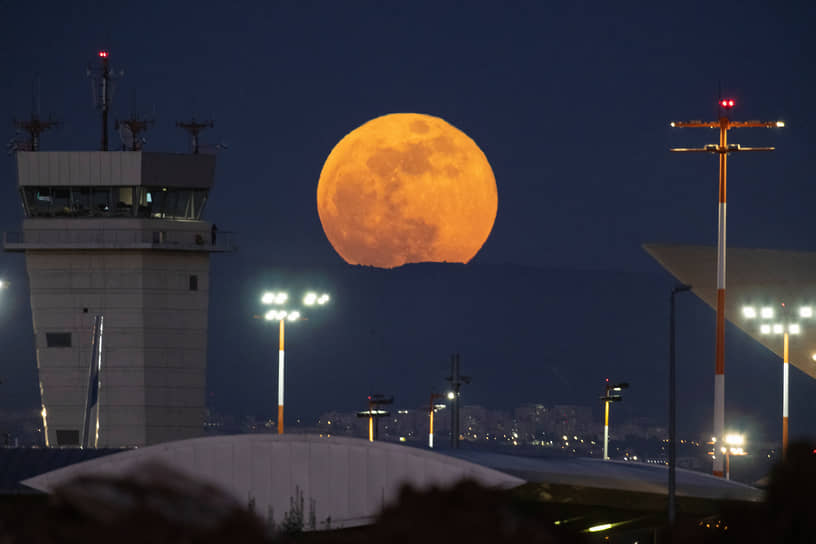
[317,113,498,269]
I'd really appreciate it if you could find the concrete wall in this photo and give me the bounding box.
[27,246,210,447]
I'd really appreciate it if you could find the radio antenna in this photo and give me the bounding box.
[87,50,124,151]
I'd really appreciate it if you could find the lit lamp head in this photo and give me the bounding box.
[447,391,455,400]
[800,306,813,319]
[760,307,775,320]
[262,291,288,305]
[265,309,287,321]
[725,433,745,447]
[0,279,5,289]
[742,306,757,319]
[303,292,330,306]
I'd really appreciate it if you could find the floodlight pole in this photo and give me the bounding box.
[783,328,789,458]
[671,102,782,477]
[278,318,285,434]
[428,392,443,449]
[603,398,610,460]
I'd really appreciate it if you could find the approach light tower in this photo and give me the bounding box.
[670,98,784,477]
[3,51,231,448]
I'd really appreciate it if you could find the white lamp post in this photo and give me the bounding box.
[262,290,329,434]
[743,303,811,459]
[722,433,747,480]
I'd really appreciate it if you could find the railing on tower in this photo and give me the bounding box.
[3,229,235,252]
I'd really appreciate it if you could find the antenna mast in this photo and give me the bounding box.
[115,115,154,151]
[13,115,59,152]
[10,74,59,152]
[87,50,123,151]
[176,118,214,154]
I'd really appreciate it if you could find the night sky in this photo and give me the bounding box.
[1,1,815,443]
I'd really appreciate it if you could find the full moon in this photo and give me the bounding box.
[317,113,498,269]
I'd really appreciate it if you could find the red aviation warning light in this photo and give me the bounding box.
[98,50,108,58]
[720,99,735,109]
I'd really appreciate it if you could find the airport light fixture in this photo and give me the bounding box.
[261,290,330,434]
[427,393,446,449]
[721,432,747,480]
[601,380,629,460]
[671,99,783,478]
[743,302,811,459]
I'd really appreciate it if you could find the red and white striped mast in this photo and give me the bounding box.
[671,98,783,476]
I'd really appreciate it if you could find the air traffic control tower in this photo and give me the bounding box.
[3,151,229,447]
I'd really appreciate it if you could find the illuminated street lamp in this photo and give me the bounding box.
[261,290,330,434]
[743,302,811,459]
[601,380,629,460]
[721,433,747,480]
[427,393,446,449]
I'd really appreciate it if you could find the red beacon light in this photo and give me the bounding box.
[719,99,735,109]
[98,50,108,58]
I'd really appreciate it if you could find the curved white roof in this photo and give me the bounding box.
[22,434,523,530]
[22,434,761,530]
[447,450,762,502]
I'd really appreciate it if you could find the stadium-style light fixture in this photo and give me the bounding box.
[744,301,813,460]
[261,289,330,434]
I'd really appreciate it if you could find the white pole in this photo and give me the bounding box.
[603,400,610,460]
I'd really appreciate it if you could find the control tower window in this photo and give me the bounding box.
[52,188,71,216]
[72,187,91,215]
[92,188,111,216]
[20,186,209,219]
[21,188,53,217]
